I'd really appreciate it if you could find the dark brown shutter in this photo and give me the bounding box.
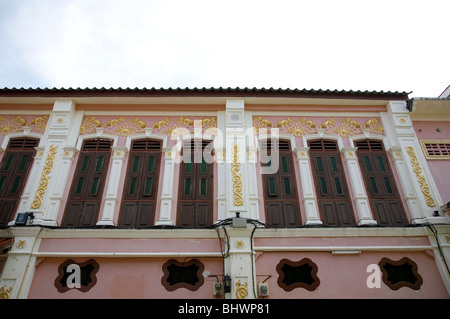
[309,139,355,227]
[119,139,162,228]
[177,139,213,228]
[262,139,301,228]
[0,138,38,226]
[355,140,407,226]
[62,139,112,227]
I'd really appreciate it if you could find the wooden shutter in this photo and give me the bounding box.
[119,139,162,228]
[309,140,355,227]
[62,139,112,227]
[355,140,407,226]
[262,140,301,228]
[177,140,213,228]
[0,138,38,226]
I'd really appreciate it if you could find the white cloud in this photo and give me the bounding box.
[0,0,449,96]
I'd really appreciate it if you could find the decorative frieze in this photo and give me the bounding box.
[0,115,49,136]
[80,116,217,137]
[253,116,384,137]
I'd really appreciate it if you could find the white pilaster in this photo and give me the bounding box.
[43,146,77,226]
[216,111,227,222]
[384,101,441,223]
[22,100,76,226]
[294,147,322,226]
[223,225,257,299]
[225,100,249,219]
[97,146,128,226]
[341,147,377,226]
[0,227,41,299]
[155,147,176,226]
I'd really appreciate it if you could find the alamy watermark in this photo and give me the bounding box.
[366,264,382,288]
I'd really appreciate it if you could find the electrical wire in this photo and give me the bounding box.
[424,223,450,276]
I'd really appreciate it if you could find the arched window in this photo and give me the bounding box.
[308,139,355,227]
[0,138,38,226]
[62,138,112,227]
[177,139,213,228]
[355,140,407,226]
[261,139,301,228]
[119,139,162,228]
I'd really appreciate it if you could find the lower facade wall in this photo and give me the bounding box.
[28,257,224,299]
[255,251,448,299]
[26,251,448,299]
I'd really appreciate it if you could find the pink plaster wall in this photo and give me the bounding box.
[414,121,450,202]
[255,251,449,298]
[28,257,223,299]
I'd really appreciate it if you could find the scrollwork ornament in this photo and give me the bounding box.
[31,144,59,209]
[406,146,436,207]
[235,280,248,299]
[231,143,244,206]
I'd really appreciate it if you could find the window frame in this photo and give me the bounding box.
[62,138,112,227]
[0,137,38,226]
[355,140,407,227]
[308,139,355,227]
[176,139,214,228]
[260,138,302,228]
[119,138,162,228]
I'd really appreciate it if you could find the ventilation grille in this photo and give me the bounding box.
[308,140,338,151]
[183,139,213,152]
[131,139,162,151]
[82,139,112,151]
[355,140,384,151]
[260,140,291,152]
[8,138,39,150]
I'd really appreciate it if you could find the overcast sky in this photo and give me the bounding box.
[0,0,449,97]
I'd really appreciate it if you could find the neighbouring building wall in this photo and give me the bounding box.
[413,120,450,203]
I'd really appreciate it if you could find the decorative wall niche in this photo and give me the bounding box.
[379,257,423,290]
[161,259,205,292]
[276,258,320,291]
[54,259,99,293]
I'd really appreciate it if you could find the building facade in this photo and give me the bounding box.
[0,87,448,299]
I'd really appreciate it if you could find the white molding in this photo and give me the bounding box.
[75,130,118,150]
[0,130,43,151]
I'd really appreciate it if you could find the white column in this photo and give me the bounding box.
[216,111,227,222]
[247,146,260,220]
[155,147,176,226]
[383,101,441,223]
[97,146,128,226]
[225,100,248,219]
[388,147,425,223]
[341,147,377,226]
[294,147,322,226]
[0,227,41,299]
[223,225,257,299]
[20,100,76,226]
[43,146,77,226]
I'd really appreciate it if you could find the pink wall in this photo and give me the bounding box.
[413,121,450,202]
[255,251,448,298]
[28,257,223,299]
